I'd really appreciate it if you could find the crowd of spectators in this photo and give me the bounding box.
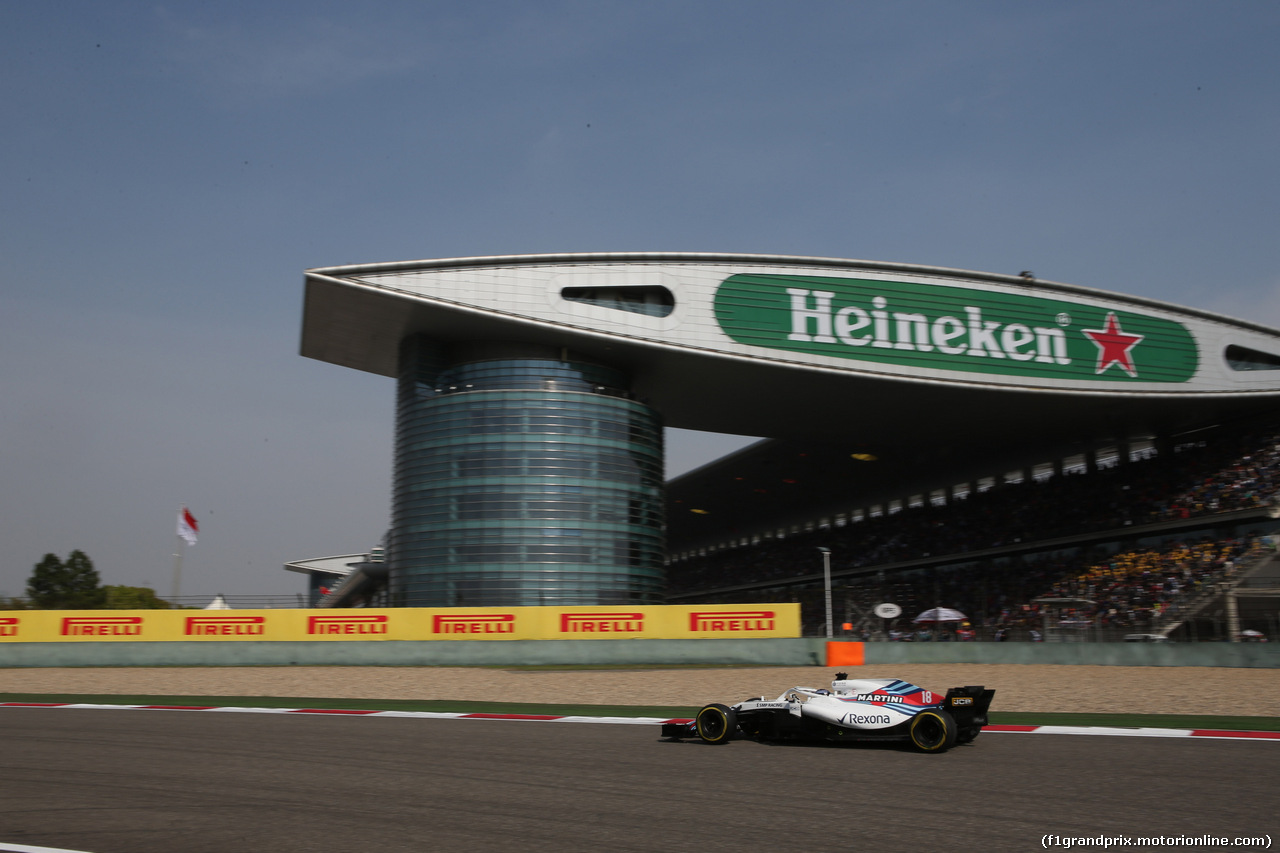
[684,534,1264,639]
[665,419,1280,637]
[1029,536,1256,632]
[1157,436,1280,519]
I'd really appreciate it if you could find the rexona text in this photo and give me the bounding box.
[786,289,1070,364]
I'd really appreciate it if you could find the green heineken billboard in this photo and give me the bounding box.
[714,274,1199,383]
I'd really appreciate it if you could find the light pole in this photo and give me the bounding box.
[817,547,832,638]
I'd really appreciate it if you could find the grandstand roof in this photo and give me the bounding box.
[301,253,1280,552]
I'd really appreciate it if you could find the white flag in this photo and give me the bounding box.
[177,507,199,546]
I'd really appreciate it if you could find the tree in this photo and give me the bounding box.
[104,585,171,609]
[26,554,67,607]
[26,550,106,609]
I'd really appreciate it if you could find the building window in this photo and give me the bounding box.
[1225,345,1280,371]
[561,286,675,318]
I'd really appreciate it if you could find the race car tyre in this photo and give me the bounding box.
[695,703,737,745]
[908,709,958,753]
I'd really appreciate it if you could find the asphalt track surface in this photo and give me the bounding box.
[0,709,1274,853]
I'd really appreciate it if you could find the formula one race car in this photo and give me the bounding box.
[662,673,994,753]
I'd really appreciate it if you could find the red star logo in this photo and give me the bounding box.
[1082,312,1144,377]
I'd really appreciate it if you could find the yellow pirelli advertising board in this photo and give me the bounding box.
[0,604,799,643]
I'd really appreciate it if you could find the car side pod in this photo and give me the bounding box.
[695,703,738,745]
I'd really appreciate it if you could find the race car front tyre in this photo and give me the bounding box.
[695,703,737,745]
[908,709,958,753]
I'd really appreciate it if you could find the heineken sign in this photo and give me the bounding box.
[713,274,1198,383]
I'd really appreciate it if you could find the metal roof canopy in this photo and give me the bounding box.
[661,428,1267,553]
[301,252,1280,551]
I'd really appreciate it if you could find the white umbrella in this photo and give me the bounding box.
[203,594,232,610]
[913,607,967,623]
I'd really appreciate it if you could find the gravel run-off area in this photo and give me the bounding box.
[1,664,1278,716]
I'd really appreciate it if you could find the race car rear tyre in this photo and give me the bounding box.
[909,709,958,753]
[695,703,737,745]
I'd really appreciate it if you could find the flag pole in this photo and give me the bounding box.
[173,506,199,607]
[173,505,197,606]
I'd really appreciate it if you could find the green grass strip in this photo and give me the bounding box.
[0,693,698,719]
[1,693,1276,731]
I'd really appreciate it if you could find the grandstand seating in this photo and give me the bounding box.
[665,419,1280,639]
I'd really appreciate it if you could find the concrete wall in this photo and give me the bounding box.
[2,639,1277,668]
[857,641,1280,668]
[0,639,826,668]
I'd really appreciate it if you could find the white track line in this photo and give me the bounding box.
[2,703,1277,741]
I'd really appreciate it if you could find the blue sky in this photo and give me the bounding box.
[2,1,1278,600]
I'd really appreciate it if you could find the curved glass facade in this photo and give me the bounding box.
[390,338,664,606]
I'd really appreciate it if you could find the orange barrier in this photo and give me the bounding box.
[825,641,865,666]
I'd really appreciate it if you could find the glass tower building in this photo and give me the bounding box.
[390,336,664,606]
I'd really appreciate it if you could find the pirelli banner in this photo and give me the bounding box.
[0,604,799,643]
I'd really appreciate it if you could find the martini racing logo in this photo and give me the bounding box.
[61,616,143,636]
[0,617,18,637]
[185,616,266,636]
[559,612,644,634]
[432,613,515,635]
[854,693,905,703]
[307,614,388,635]
[713,274,1197,383]
[689,610,776,632]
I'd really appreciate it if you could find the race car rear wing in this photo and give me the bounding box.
[944,685,995,730]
